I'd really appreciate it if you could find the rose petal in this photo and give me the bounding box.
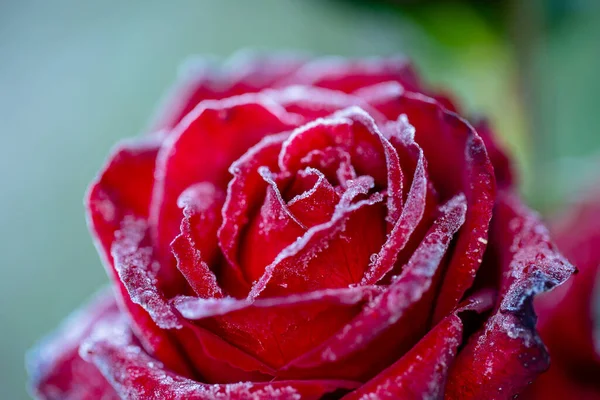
[344,289,496,400]
[539,186,600,367]
[172,323,275,384]
[240,167,307,284]
[286,167,339,227]
[248,176,386,299]
[26,289,119,400]
[86,138,161,272]
[360,119,429,284]
[343,315,462,400]
[81,316,359,400]
[112,216,182,329]
[171,183,224,298]
[381,116,441,279]
[150,96,301,269]
[356,82,497,321]
[174,286,382,368]
[239,167,340,284]
[281,194,466,381]
[294,147,357,190]
[277,56,422,94]
[433,146,493,323]
[279,107,403,228]
[521,358,600,400]
[150,53,306,131]
[86,139,193,376]
[494,193,574,311]
[269,85,386,122]
[524,186,600,399]
[473,119,514,188]
[89,158,276,382]
[111,215,278,382]
[444,191,575,399]
[218,132,290,296]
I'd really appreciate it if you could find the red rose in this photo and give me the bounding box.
[27,54,575,399]
[523,185,600,400]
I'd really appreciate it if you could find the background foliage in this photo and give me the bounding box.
[1,1,598,398]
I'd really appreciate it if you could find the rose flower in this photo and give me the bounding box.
[27,55,575,399]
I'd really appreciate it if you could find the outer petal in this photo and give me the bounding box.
[86,138,193,376]
[539,186,600,368]
[81,315,360,400]
[343,315,463,400]
[277,56,422,94]
[175,286,382,369]
[280,194,467,381]
[88,145,278,381]
[444,191,575,399]
[26,289,119,400]
[269,85,386,123]
[345,290,496,400]
[524,185,600,399]
[110,215,278,382]
[149,53,306,131]
[473,119,514,188]
[521,359,600,400]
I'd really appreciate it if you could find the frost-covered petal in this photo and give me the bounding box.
[293,147,357,190]
[473,119,514,188]
[494,193,574,312]
[248,177,386,299]
[81,316,359,400]
[85,139,193,376]
[239,167,307,284]
[240,166,342,287]
[286,167,339,227]
[378,116,441,280]
[26,289,119,400]
[357,82,496,321]
[280,195,466,381]
[110,215,279,382]
[360,121,429,284]
[171,182,225,298]
[268,85,385,122]
[112,216,182,329]
[90,179,267,383]
[86,138,161,271]
[537,186,600,366]
[277,56,422,94]
[279,107,403,226]
[150,96,301,269]
[218,132,290,296]
[150,53,307,131]
[524,185,600,399]
[344,289,495,400]
[444,191,575,399]
[343,315,462,400]
[174,286,382,369]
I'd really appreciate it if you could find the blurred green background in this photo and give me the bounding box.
[1,0,599,398]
